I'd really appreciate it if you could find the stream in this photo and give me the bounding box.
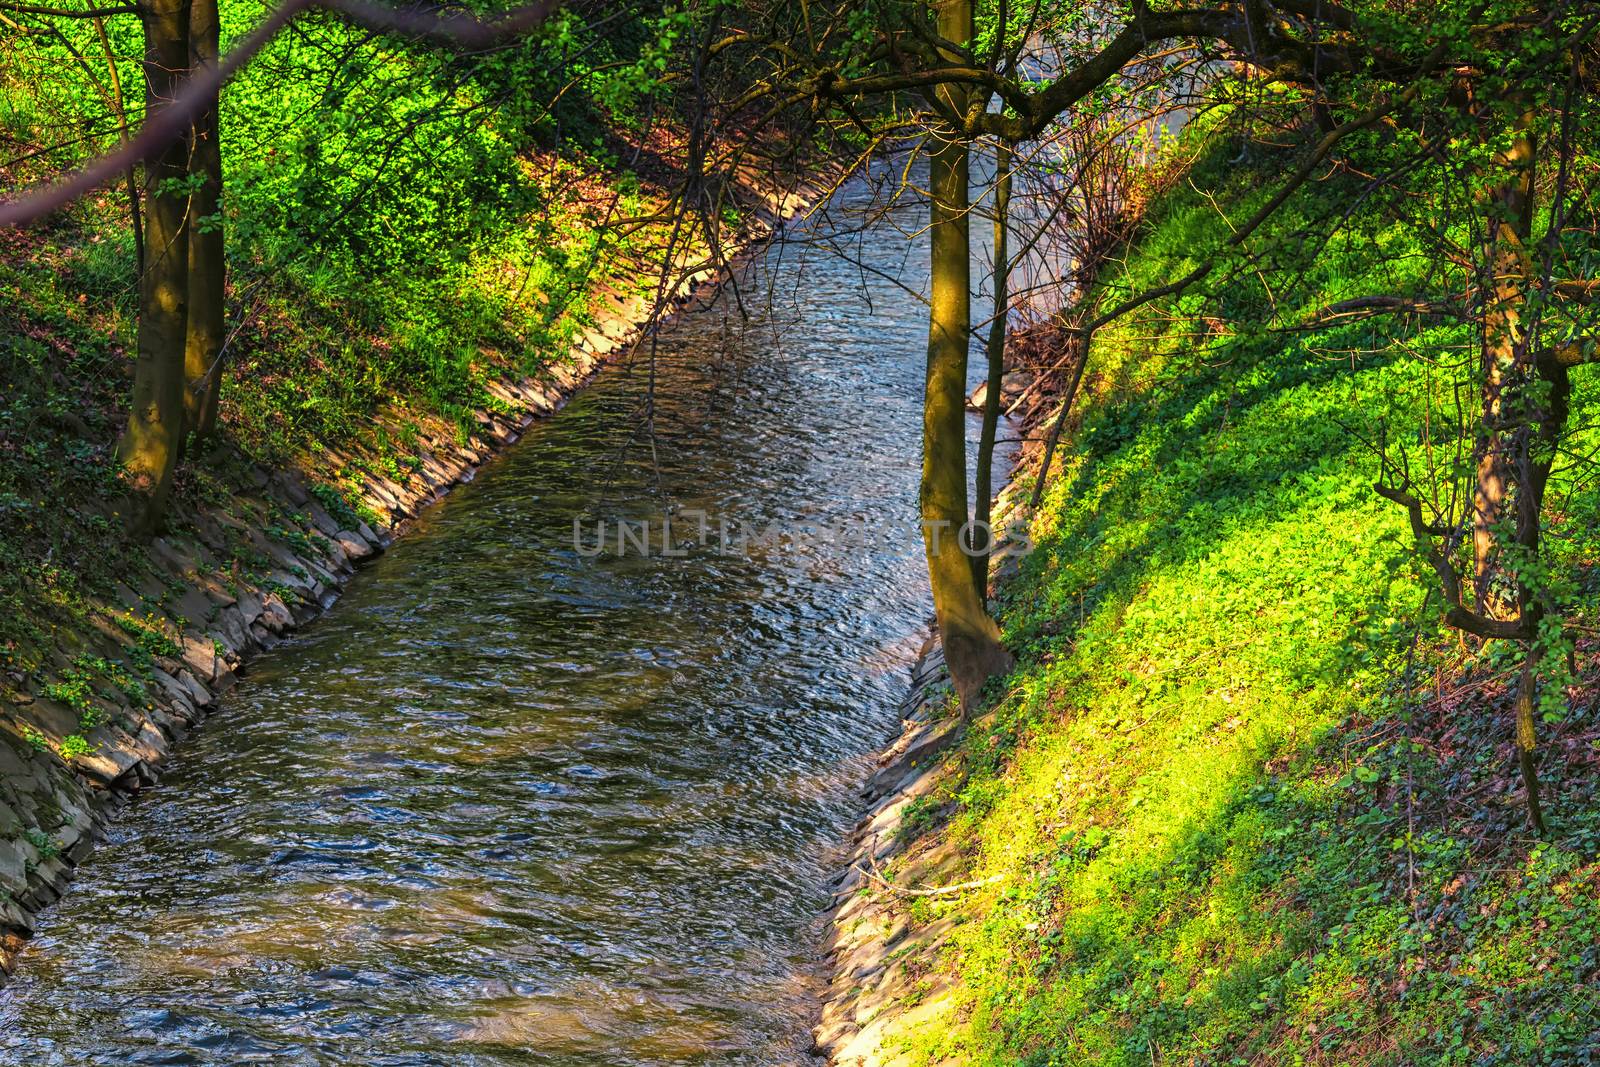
[0,179,1010,1065]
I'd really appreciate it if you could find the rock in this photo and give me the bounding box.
[202,579,237,609]
[143,706,185,742]
[149,537,198,578]
[71,737,140,787]
[134,571,168,603]
[277,472,310,506]
[306,536,348,574]
[0,839,26,895]
[177,670,214,709]
[64,834,93,864]
[189,511,229,554]
[135,721,170,761]
[214,606,252,656]
[235,588,263,625]
[968,371,1035,411]
[365,478,405,513]
[111,582,145,614]
[174,586,217,631]
[335,531,373,562]
[180,633,218,684]
[23,698,77,737]
[899,718,961,769]
[24,858,69,908]
[0,742,30,782]
[53,818,83,853]
[0,894,32,934]
[149,668,191,708]
[1001,369,1033,397]
[266,568,316,604]
[259,591,291,633]
[302,558,339,590]
[306,501,341,538]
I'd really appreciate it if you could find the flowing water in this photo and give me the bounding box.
[0,181,1008,1065]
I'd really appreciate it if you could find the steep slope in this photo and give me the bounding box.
[823,133,1600,1067]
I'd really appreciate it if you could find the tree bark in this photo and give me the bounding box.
[1472,109,1536,616]
[922,0,1011,710]
[1472,104,1561,833]
[118,0,192,533]
[1514,646,1547,834]
[184,0,224,442]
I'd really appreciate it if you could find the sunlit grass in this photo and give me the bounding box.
[910,133,1600,1066]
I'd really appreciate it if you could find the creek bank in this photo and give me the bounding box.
[0,169,835,977]
[814,324,1066,1067]
[813,490,1037,1067]
[813,633,965,1065]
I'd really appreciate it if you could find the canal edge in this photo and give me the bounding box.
[813,371,1048,1067]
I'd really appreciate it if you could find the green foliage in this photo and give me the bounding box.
[309,483,363,531]
[115,612,181,660]
[23,827,59,861]
[44,653,142,739]
[911,130,1600,1067]
[0,0,668,461]
[18,726,47,754]
[42,674,93,717]
[0,1,674,704]
[57,734,96,760]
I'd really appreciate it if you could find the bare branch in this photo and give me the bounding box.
[0,1,136,16]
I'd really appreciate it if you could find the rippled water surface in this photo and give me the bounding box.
[0,184,1008,1064]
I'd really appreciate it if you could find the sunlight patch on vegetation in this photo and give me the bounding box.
[911,132,1600,1067]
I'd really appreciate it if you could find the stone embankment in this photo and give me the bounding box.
[813,635,968,1065]
[814,384,1045,1067]
[0,174,829,975]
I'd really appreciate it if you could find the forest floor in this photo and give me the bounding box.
[816,131,1600,1067]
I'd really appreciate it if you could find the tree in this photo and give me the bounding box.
[183,0,224,443]
[1370,27,1600,830]
[921,0,1013,709]
[971,138,1010,602]
[118,0,193,533]
[1,0,568,532]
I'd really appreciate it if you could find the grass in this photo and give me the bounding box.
[899,129,1600,1066]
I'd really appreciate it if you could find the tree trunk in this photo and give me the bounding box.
[1473,104,1560,833]
[971,140,1011,601]
[1514,646,1546,834]
[1472,110,1536,616]
[184,0,225,442]
[118,0,193,533]
[922,0,1012,710]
